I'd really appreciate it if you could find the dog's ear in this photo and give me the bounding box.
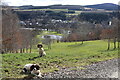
[35,64,40,70]
[23,68,27,72]
[30,65,34,71]
[37,44,39,48]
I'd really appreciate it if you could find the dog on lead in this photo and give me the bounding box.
[37,44,46,57]
[23,64,42,78]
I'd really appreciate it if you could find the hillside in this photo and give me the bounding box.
[49,5,84,10]
[84,3,119,10]
[12,3,119,11]
[2,40,118,78]
[17,4,84,11]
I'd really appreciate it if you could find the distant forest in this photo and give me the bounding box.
[16,10,119,24]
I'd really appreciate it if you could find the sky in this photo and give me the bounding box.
[2,0,120,6]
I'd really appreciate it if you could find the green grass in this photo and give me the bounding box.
[16,9,82,16]
[37,31,63,38]
[1,40,118,78]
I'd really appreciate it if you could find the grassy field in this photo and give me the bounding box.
[16,9,82,15]
[1,40,118,78]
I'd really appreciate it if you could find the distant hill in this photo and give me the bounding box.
[13,3,119,11]
[49,5,84,10]
[18,4,84,10]
[84,3,119,10]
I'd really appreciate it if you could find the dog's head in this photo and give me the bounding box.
[30,64,42,77]
[37,44,43,48]
[30,64,40,71]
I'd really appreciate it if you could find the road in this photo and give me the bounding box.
[43,58,119,78]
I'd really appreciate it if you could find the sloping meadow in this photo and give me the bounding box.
[2,40,118,78]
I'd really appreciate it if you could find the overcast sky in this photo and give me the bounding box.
[3,0,120,6]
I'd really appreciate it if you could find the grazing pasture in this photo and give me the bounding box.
[1,40,118,78]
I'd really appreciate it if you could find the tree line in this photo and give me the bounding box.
[1,6,39,53]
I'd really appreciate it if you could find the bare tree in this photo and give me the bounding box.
[75,22,94,43]
[2,6,39,53]
[2,6,21,53]
[42,35,52,49]
[110,18,119,49]
[100,29,113,50]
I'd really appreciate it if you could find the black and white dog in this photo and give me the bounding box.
[23,64,42,78]
[37,44,46,57]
